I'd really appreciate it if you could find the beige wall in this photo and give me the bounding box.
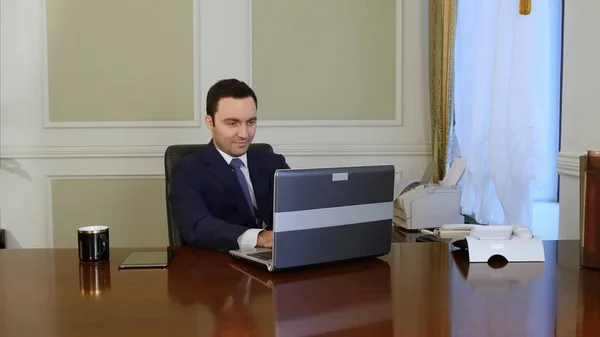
[46,0,195,123]
[558,0,600,239]
[43,0,404,248]
[51,178,168,248]
[0,0,431,249]
[252,0,397,121]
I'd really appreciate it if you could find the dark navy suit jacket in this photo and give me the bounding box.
[168,140,289,250]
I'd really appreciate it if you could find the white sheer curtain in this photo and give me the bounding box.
[453,0,562,227]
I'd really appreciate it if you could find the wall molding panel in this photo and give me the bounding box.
[2,144,432,159]
[247,0,404,127]
[40,0,202,128]
[556,151,582,178]
[44,174,164,248]
[42,120,203,129]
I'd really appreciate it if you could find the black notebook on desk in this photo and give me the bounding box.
[118,250,174,269]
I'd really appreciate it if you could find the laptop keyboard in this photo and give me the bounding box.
[248,251,272,260]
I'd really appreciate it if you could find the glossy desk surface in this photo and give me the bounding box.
[0,241,598,336]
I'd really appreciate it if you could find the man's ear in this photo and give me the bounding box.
[204,115,214,129]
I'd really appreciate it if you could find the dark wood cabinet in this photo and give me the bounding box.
[0,229,5,249]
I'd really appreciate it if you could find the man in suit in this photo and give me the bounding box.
[169,79,290,251]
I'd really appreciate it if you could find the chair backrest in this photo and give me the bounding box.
[164,143,274,246]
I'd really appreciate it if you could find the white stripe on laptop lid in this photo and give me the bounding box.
[273,202,393,233]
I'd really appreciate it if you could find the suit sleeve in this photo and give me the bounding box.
[168,161,249,251]
[277,153,290,170]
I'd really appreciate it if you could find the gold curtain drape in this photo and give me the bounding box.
[426,7,457,334]
[428,0,457,183]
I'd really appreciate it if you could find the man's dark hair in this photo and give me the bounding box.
[206,79,258,119]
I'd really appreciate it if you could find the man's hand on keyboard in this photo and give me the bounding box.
[257,230,273,248]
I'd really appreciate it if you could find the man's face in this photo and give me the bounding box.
[205,96,257,157]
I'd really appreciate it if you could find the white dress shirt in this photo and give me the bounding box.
[216,148,265,250]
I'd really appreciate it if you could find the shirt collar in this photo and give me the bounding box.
[216,148,248,167]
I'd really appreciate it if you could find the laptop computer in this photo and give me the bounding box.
[229,257,392,336]
[229,165,395,271]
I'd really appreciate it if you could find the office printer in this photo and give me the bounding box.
[393,158,467,231]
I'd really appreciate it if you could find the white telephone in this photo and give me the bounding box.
[449,224,544,263]
[433,224,484,239]
[452,251,545,291]
[469,224,533,240]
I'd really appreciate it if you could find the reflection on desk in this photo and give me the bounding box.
[451,250,545,291]
[450,249,550,336]
[168,249,392,337]
[0,241,598,336]
[231,258,392,336]
[79,260,111,297]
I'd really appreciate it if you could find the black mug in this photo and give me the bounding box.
[78,226,110,263]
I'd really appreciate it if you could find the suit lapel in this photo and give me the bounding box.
[203,141,254,220]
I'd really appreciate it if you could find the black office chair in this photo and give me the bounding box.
[164,143,274,246]
[0,228,5,249]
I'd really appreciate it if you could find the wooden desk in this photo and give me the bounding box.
[0,241,597,336]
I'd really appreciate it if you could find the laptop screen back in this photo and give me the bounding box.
[272,165,395,269]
